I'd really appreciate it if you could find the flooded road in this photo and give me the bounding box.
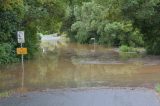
[0,43,160,93]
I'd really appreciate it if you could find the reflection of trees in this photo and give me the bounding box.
[52,48,77,87]
[28,52,59,86]
[1,43,160,92]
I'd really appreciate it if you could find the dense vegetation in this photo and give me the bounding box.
[122,0,160,54]
[0,0,65,64]
[70,2,143,47]
[63,0,160,54]
[0,0,160,64]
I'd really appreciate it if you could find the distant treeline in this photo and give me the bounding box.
[62,0,160,55]
[0,0,160,64]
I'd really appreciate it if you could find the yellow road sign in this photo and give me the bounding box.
[16,48,28,55]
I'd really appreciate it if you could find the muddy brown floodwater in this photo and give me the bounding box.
[0,43,160,93]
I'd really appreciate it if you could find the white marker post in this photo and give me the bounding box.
[91,38,96,52]
[17,31,25,91]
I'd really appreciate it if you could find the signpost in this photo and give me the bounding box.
[17,31,27,92]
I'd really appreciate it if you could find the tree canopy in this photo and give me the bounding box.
[0,0,66,64]
[63,0,160,54]
[122,0,160,54]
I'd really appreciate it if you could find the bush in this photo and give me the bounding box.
[122,0,160,55]
[146,38,160,55]
[0,43,18,64]
[99,21,144,47]
[69,2,144,47]
[119,45,134,52]
[0,0,65,64]
[24,25,40,59]
[70,2,106,44]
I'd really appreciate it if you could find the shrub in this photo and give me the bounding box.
[119,45,134,52]
[99,21,144,47]
[0,43,18,64]
[122,0,160,55]
[70,2,144,47]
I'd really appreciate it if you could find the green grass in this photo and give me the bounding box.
[0,91,13,98]
[155,84,160,93]
[0,92,9,98]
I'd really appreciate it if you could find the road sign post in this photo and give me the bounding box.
[17,31,27,93]
[91,38,96,52]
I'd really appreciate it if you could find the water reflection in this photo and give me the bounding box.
[0,43,160,93]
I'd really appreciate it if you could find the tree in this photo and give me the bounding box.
[122,0,160,54]
[61,0,91,41]
[0,0,25,64]
[0,0,66,64]
[70,2,143,47]
[23,0,66,59]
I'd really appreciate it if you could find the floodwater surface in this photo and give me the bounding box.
[0,43,160,93]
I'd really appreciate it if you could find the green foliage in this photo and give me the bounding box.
[69,2,143,46]
[0,0,24,64]
[0,0,66,64]
[70,2,107,43]
[93,0,123,21]
[0,91,10,98]
[0,43,18,64]
[63,0,160,55]
[22,0,66,59]
[122,0,160,54]
[61,0,91,42]
[99,21,144,47]
[119,45,134,52]
[155,84,160,93]
[24,25,39,59]
[0,89,14,98]
[61,6,76,41]
[24,0,65,33]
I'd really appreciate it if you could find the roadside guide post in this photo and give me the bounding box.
[17,31,27,92]
[91,38,96,52]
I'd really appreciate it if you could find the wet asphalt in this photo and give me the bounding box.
[0,88,160,106]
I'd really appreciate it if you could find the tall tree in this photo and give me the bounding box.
[122,0,160,54]
[0,0,25,64]
[61,0,91,41]
[0,0,66,64]
[70,2,143,46]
